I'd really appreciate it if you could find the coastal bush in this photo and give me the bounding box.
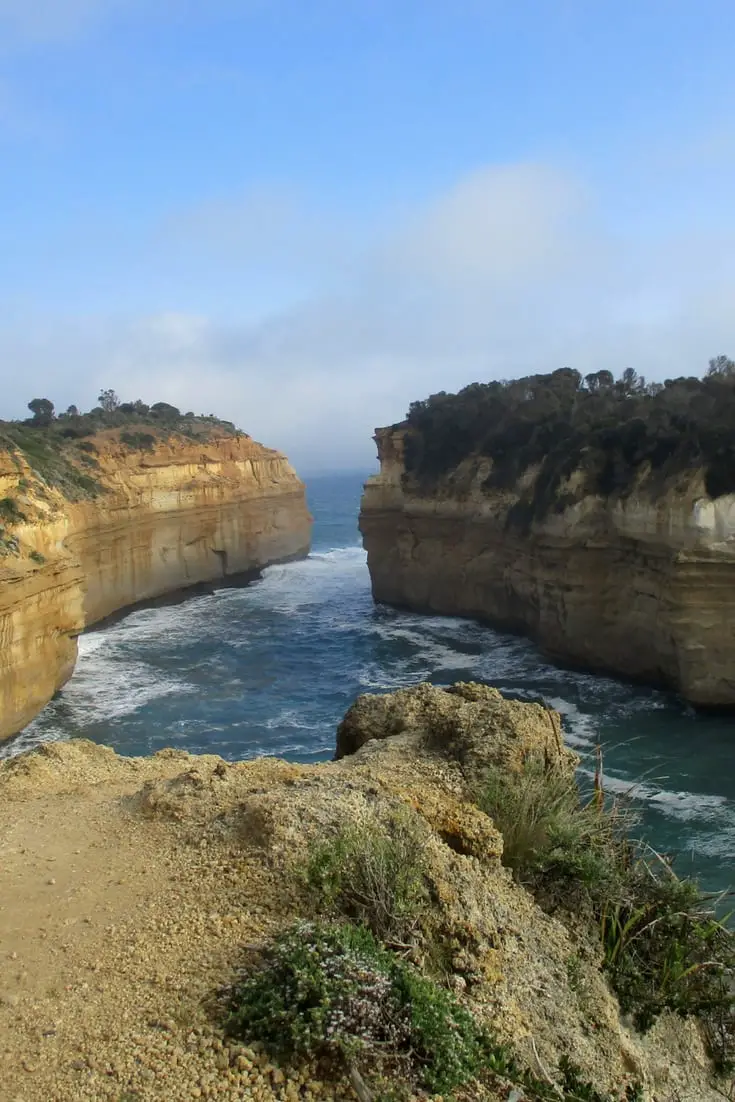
[0,426,103,501]
[0,393,238,501]
[6,393,237,441]
[119,431,157,451]
[601,859,735,1071]
[150,401,181,421]
[0,496,27,524]
[402,359,735,525]
[224,920,642,1100]
[477,757,735,1071]
[77,450,100,469]
[305,806,429,947]
[224,920,490,1094]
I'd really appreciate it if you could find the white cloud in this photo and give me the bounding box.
[377,163,585,289]
[2,159,735,472]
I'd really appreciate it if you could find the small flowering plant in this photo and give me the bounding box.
[224,920,492,1093]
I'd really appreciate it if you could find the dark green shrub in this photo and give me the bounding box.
[150,401,181,421]
[0,497,26,524]
[119,431,157,452]
[224,921,642,1100]
[601,860,735,1071]
[0,529,20,555]
[29,549,46,564]
[225,921,493,1094]
[58,421,95,439]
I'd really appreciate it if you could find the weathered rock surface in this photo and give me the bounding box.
[0,683,723,1100]
[360,426,735,707]
[0,431,311,740]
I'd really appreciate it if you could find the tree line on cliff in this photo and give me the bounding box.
[0,390,241,511]
[17,388,237,440]
[402,357,735,521]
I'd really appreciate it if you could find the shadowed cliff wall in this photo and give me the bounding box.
[360,426,735,708]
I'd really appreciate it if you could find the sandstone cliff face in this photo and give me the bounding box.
[0,431,311,740]
[360,426,735,708]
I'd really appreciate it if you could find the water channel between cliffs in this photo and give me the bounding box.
[5,472,734,897]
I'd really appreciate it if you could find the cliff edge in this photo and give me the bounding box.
[0,420,311,740]
[0,683,727,1100]
[360,368,735,707]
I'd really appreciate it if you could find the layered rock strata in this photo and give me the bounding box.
[0,432,311,739]
[360,426,735,707]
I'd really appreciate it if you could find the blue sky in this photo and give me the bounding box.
[1,1,734,469]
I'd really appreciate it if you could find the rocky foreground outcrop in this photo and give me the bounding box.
[360,426,735,707]
[0,429,311,739]
[0,683,724,1101]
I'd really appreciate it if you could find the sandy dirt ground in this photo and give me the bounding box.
[0,743,341,1102]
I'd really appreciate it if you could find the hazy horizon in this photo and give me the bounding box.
[2,1,734,471]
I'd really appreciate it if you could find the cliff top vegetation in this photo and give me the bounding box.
[401,357,735,525]
[0,389,243,511]
[0,391,247,555]
[2,388,239,444]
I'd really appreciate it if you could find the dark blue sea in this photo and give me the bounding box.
[4,472,734,897]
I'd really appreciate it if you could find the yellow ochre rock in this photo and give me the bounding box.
[0,428,312,740]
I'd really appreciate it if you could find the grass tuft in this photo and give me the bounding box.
[477,752,735,1073]
[305,806,430,948]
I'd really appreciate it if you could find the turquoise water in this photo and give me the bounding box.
[5,472,734,897]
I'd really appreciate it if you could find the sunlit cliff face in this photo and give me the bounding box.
[0,432,312,740]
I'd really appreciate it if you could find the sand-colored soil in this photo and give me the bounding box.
[0,744,335,1102]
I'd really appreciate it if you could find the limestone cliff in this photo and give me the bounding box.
[360,425,735,708]
[0,429,311,740]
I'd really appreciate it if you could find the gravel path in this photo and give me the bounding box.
[0,744,350,1101]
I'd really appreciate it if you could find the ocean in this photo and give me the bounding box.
[4,471,734,897]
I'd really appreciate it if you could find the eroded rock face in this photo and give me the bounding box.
[0,684,723,1101]
[0,432,312,740]
[359,426,735,708]
[335,681,572,777]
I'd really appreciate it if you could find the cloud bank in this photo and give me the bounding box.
[2,159,735,472]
